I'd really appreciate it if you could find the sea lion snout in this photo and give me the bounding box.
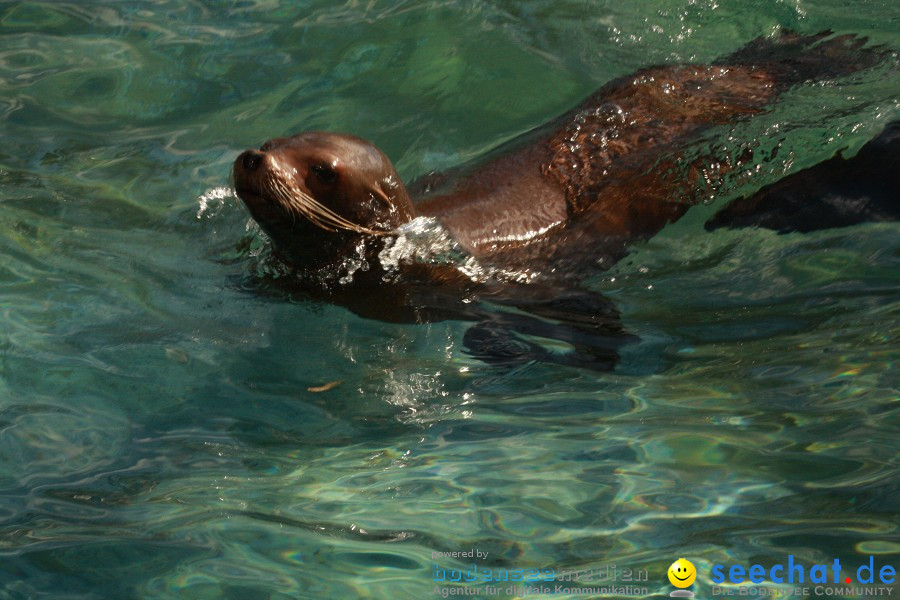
[232,149,272,203]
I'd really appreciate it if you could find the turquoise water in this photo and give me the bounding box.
[1,1,898,599]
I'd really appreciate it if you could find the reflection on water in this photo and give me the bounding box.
[0,1,897,598]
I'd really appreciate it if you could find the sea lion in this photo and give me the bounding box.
[234,32,883,278]
[231,31,888,369]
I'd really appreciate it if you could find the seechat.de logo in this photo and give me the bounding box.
[710,555,896,586]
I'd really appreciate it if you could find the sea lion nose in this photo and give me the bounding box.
[240,151,263,172]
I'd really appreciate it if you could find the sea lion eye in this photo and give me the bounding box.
[311,163,338,184]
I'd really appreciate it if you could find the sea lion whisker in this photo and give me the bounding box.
[262,157,389,236]
[299,192,386,235]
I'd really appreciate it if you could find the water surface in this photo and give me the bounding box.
[0,1,898,599]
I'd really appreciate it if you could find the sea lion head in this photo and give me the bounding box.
[233,132,414,268]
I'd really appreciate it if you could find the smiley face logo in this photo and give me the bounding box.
[668,558,697,588]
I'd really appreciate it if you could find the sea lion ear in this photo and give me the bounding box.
[369,175,414,224]
[369,184,403,224]
[373,178,411,212]
[370,184,393,207]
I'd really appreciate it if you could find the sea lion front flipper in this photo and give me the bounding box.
[462,287,637,372]
[462,317,623,373]
[705,121,900,233]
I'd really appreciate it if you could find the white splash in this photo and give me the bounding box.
[377,217,490,282]
[375,217,547,284]
[197,186,235,219]
[337,238,371,285]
